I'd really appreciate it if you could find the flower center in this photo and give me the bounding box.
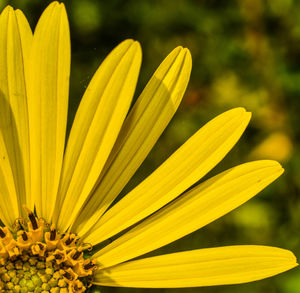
[0,211,96,292]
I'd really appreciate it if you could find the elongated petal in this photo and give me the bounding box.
[0,6,32,225]
[94,246,297,288]
[55,40,142,231]
[84,108,251,244]
[14,9,32,209]
[27,2,70,221]
[93,160,283,267]
[72,46,192,236]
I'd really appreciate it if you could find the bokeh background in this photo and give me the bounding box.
[1,0,300,292]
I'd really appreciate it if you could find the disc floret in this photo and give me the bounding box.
[0,211,96,292]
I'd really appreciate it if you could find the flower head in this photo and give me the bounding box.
[0,2,297,292]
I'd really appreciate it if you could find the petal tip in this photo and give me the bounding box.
[1,5,13,15]
[243,111,252,122]
[130,40,142,59]
[51,1,60,6]
[47,1,60,9]
[183,47,192,62]
[59,2,67,12]
[133,40,141,49]
[286,249,297,263]
[43,1,61,15]
[261,160,284,173]
[122,39,135,46]
[226,107,247,116]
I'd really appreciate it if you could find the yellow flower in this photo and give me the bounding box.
[0,1,297,292]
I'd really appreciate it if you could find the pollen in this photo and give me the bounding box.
[0,211,96,292]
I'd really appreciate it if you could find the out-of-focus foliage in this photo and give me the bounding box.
[2,0,300,292]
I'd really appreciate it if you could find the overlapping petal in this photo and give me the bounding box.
[84,108,251,244]
[93,160,283,268]
[72,46,192,236]
[26,2,70,222]
[54,39,142,231]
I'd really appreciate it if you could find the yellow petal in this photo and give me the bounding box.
[93,160,283,268]
[84,108,251,244]
[0,133,19,226]
[72,46,192,236]
[94,246,297,288]
[27,2,70,221]
[0,6,32,225]
[14,9,33,209]
[54,39,142,231]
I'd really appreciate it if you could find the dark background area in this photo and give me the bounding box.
[1,0,300,292]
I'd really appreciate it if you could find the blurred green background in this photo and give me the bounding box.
[1,0,300,292]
